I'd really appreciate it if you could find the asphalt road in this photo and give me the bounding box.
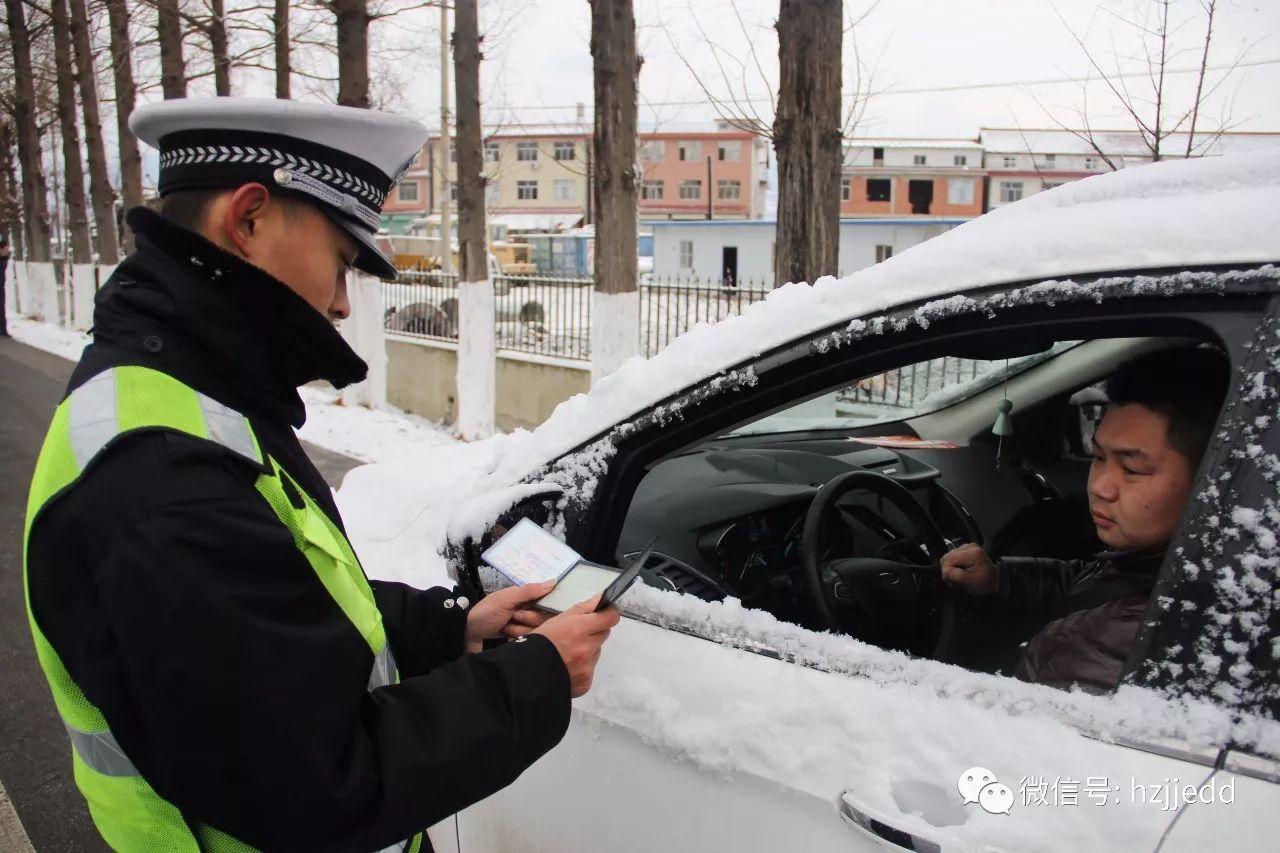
[0,336,362,849]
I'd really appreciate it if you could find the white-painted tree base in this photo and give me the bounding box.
[590,289,641,385]
[457,278,497,439]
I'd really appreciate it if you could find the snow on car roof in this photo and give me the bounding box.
[528,150,1280,466]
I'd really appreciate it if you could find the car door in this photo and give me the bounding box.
[1147,293,1280,851]
[453,270,1279,852]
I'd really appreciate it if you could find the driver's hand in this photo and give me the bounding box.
[940,543,999,596]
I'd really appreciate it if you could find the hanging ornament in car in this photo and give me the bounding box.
[993,359,1014,468]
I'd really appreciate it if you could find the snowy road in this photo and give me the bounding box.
[0,335,365,850]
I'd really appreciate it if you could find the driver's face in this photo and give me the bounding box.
[1088,403,1195,552]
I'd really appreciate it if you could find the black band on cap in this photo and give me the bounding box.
[157,129,392,211]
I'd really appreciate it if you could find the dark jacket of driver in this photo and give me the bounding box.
[996,549,1164,693]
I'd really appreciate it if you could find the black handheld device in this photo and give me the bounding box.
[594,539,656,612]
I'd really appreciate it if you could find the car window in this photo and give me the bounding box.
[725,341,1081,437]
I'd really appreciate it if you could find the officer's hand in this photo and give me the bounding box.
[532,596,620,698]
[940,543,999,596]
[464,581,555,653]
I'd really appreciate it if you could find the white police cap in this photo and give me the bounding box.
[130,97,428,280]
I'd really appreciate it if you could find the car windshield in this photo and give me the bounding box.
[724,340,1082,437]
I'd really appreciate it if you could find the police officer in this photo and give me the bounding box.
[23,98,619,852]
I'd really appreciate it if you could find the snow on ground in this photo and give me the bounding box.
[296,385,458,465]
[8,315,92,362]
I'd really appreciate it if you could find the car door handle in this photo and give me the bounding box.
[838,790,944,853]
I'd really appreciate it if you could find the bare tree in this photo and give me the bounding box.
[590,0,639,296]
[105,0,142,250]
[331,0,370,106]
[1,118,25,257]
[50,0,93,262]
[4,0,52,260]
[453,0,486,280]
[273,0,290,97]
[69,0,118,262]
[1044,0,1248,168]
[664,1,876,284]
[773,0,841,286]
[155,0,187,98]
[180,0,235,95]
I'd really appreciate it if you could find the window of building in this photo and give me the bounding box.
[553,141,576,161]
[516,142,539,162]
[396,181,419,203]
[866,178,891,202]
[1085,156,1097,170]
[947,178,975,205]
[841,175,852,202]
[1002,156,1016,168]
[872,146,885,162]
[448,142,456,163]
[484,142,500,163]
[486,182,501,204]
[677,141,702,162]
[679,239,694,269]
[717,179,741,200]
[642,140,665,162]
[1043,181,1064,191]
[517,180,538,200]
[717,140,741,162]
[875,244,893,263]
[679,179,702,200]
[1044,154,1056,167]
[913,154,927,165]
[448,183,457,202]
[954,155,968,166]
[553,179,575,200]
[641,180,664,200]
[1000,181,1024,202]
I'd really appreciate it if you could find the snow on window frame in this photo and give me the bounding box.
[457,264,1280,746]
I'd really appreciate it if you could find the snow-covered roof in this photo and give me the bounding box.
[418,212,584,232]
[490,212,584,232]
[980,127,1280,158]
[845,137,983,151]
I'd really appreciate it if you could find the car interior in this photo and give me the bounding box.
[613,330,1225,678]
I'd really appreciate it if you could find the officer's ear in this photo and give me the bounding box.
[219,183,273,260]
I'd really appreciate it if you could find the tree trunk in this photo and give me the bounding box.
[68,0,119,263]
[773,0,841,287]
[4,0,53,261]
[1,120,26,258]
[208,0,231,95]
[589,0,639,297]
[106,0,142,252]
[453,0,486,281]
[273,0,290,99]
[51,0,94,264]
[334,0,370,108]
[156,0,187,99]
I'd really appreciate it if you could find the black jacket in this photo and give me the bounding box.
[997,549,1164,693]
[26,208,570,852]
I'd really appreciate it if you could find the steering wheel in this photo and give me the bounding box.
[800,471,958,662]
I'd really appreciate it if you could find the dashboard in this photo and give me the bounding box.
[617,437,983,621]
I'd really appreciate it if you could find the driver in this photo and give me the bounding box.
[939,345,1229,693]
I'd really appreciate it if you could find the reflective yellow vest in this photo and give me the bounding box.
[23,365,421,853]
